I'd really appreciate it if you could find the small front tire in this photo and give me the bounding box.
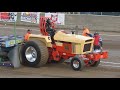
[71,57,85,71]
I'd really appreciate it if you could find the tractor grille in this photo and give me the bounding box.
[83,43,91,52]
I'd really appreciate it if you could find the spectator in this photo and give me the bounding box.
[93,32,103,51]
[82,26,90,36]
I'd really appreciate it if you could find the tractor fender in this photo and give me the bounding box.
[28,34,52,47]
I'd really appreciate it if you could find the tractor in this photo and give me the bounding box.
[20,16,108,71]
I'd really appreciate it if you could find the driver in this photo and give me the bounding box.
[46,18,56,44]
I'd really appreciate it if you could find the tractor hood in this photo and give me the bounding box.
[54,31,94,43]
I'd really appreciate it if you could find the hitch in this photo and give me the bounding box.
[86,51,108,61]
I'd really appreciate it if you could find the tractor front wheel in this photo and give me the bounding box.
[71,57,85,71]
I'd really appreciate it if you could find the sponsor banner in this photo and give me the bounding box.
[0,12,17,22]
[21,12,40,24]
[45,13,65,25]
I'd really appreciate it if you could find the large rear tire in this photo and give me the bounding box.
[20,39,49,67]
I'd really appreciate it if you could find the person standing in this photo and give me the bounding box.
[82,26,90,36]
[93,32,103,51]
[24,29,32,41]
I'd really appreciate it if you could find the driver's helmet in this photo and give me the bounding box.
[46,18,52,25]
[94,32,99,35]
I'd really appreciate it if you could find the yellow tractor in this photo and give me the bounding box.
[20,17,108,71]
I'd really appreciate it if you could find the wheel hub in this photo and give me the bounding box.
[25,46,37,62]
[73,60,79,68]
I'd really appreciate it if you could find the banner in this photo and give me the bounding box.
[21,12,40,24]
[0,12,17,22]
[45,13,65,25]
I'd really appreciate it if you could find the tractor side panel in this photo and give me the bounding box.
[63,42,72,53]
[55,41,72,54]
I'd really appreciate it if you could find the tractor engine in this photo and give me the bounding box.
[54,30,94,55]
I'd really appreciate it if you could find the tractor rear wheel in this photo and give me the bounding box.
[20,39,49,67]
[71,57,85,71]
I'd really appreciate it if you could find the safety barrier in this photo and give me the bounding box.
[0,12,120,32]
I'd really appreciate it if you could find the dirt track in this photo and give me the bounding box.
[0,25,120,78]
